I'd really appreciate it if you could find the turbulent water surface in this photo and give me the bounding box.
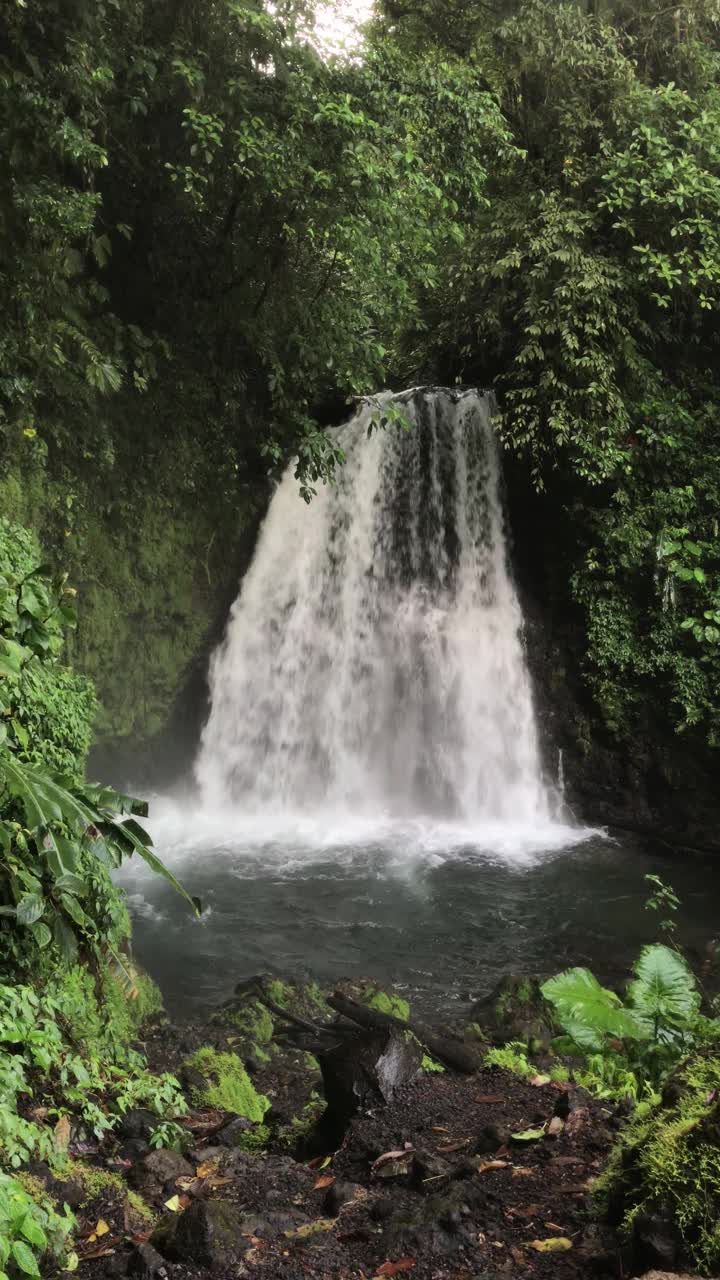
[119,390,719,1012]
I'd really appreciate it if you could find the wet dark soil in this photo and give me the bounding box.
[67,1014,625,1280]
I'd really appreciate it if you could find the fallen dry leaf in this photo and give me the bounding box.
[95,1220,110,1238]
[372,1149,414,1169]
[510,1246,527,1266]
[306,1154,333,1170]
[436,1139,470,1154]
[545,1221,565,1232]
[130,1232,152,1246]
[508,1204,543,1219]
[164,1195,183,1213]
[525,1237,573,1253]
[477,1160,509,1174]
[54,1115,72,1152]
[314,1174,335,1190]
[196,1161,219,1177]
[511,1166,535,1178]
[529,1074,551,1086]
[373,1260,416,1277]
[431,1126,449,1133]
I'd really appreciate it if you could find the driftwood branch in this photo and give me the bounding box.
[327,991,480,1074]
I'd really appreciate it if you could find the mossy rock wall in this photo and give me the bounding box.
[597,1051,720,1274]
[0,430,267,779]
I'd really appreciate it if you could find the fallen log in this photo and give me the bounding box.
[327,991,481,1074]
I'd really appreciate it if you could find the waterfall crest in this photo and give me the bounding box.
[195,389,550,823]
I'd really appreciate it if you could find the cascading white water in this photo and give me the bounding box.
[195,388,552,826]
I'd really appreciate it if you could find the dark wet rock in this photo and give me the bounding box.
[475,1122,511,1153]
[385,1187,472,1254]
[178,1064,208,1095]
[411,1148,451,1191]
[152,1199,244,1266]
[118,1109,159,1141]
[119,1138,152,1163]
[127,1244,169,1280]
[576,1223,620,1273]
[318,1027,422,1134]
[323,1179,362,1216]
[633,1203,680,1272]
[469,974,554,1045]
[215,1116,254,1147]
[130,1149,194,1195]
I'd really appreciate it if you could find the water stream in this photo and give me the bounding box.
[120,390,719,1012]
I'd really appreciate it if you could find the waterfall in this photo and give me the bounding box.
[195,388,551,824]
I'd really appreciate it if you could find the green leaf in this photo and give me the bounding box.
[60,894,89,930]
[31,922,52,949]
[53,915,78,964]
[541,967,646,1050]
[511,1127,545,1141]
[20,1216,47,1250]
[16,894,45,926]
[627,944,700,1035]
[117,819,202,916]
[11,1242,40,1277]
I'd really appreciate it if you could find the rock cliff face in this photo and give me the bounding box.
[504,459,720,854]
[0,441,266,786]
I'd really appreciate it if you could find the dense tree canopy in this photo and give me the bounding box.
[3,0,720,744]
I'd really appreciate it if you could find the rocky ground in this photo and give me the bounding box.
[30,977,701,1280]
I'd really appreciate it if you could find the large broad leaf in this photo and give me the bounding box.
[627,944,700,1035]
[541,967,647,1051]
[0,751,200,919]
[115,818,201,917]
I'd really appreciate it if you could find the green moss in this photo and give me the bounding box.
[464,1023,485,1041]
[422,1054,445,1073]
[597,1053,720,1273]
[75,1164,128,1200]
[185,1047,270,1122]
[127,1190,155,1226]
[366,987,411,1022]
[219,999,274,1044]
[305,982,330,1014]
[266,980,290,1007]
[234,1123,272,1152]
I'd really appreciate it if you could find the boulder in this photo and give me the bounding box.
[130,1149,194,1196]
[469,975,553,1046]
[151,1198,244,1266]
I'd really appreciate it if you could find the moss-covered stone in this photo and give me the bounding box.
[596,1052,720,1274]
[469,975,554,1047]
[336,978,411,1022]
[185,1047,270,1122]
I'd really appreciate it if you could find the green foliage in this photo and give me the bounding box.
[485,1041,536,1078]
[0,754,199,973]
[149,1121,191,1154]
[185,1047,270,1122]
[364,986,411,1022]
[0,968,185,1170]
[597,1053,720,1273]
[543,937,717,1097]
[0,1171,75,1279]
[421,1054,445,1073]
